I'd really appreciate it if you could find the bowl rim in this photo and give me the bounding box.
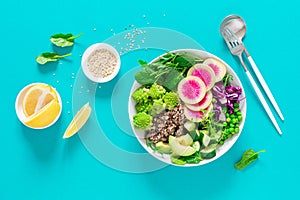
[15,82,62,129]
[81,43,121,83]
[128,49,247,167]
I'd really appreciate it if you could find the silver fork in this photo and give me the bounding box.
[222,28,282,135]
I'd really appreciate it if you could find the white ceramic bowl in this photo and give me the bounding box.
[15,82,62,129]
[81,43,121,83]
[128,49,247,167]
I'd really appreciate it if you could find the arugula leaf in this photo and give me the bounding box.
[50,33,83,47]
[234,149,265,170]
[36,52,72,65]
[223,74,233,87]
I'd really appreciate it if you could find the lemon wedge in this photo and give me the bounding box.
[22,84,58,117]
[63,102,91,139]
[24,99,61,128]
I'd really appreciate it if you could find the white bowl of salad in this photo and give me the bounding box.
[128,49,246,166]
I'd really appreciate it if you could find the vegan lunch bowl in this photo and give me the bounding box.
[128,49,246,166]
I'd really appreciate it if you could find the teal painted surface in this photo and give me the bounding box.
[1,0,299,199]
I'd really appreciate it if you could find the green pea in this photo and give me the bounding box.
[234,102,239,108]
[238,115,242,122]
[230,123,235,128]
[223,122,227,127]
[226,113,230,118]
[226,118,231,123]
[219,141,224,145]
[227,134,232,138]
[231,119,237,124]
[237,111,242,116]
[235,127,240,133]
[234,108,239,113]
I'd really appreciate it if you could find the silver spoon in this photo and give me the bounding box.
[220,14,284,121]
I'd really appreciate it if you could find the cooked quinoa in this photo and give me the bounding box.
[146,102,186,143]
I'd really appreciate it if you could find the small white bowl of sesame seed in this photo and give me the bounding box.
[81,43,121,83]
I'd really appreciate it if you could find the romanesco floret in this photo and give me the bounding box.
[149,99,166,116]
[148,84,166,99]
[133,112,152,130]
[135,102,153,113]
[163,92,179,110]
[131,87,150,103]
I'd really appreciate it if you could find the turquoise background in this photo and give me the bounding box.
[1,0,300,199]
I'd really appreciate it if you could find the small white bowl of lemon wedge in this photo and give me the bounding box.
[15,83,62,129]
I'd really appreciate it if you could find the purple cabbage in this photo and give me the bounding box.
[212,82,243,121]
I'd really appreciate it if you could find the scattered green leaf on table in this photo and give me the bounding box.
[50,33,83,47]
[36,52,72,65]
[234,149,265,170]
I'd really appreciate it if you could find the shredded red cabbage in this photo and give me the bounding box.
[212,80,243,121]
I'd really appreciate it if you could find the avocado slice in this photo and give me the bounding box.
[155,142,172,154]
[169,135,196,156]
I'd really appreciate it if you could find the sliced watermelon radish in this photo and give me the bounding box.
[203,58,227,82]
[177,76,206,104]
[184,103,213,122]
[185,91,213,111]
[187,64,216,91]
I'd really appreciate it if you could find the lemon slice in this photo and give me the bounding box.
[63,102,91,139]
[22,84,58,117]
[24,99,61,128]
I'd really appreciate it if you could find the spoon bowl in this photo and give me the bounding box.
[220,14,246,40]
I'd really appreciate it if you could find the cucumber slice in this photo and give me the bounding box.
[200,144,217,159]
[189,129,200,141]
[192,141,200,151]
[184,120,196,131]
[199,131,210,147]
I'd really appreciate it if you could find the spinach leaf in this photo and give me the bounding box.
[134,64,158,85]
[138,60,148,66]
[234,149,265,170]
[135,52,203,88]
[50,33,83,47]
[163,69,184,91]
[36,52,72,65]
